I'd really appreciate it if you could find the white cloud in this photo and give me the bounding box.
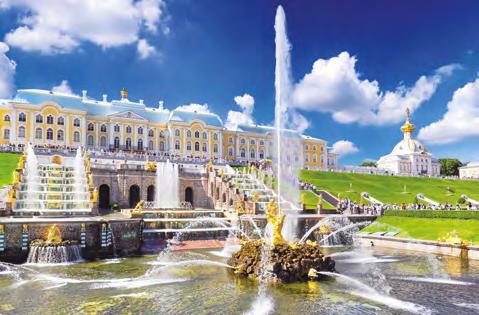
[51,80,73,94]
[2,0,165,55]
[137,39,155,59]
[332,140,359,156]
[418,78,479,144]
[290,111,309,133]
[225,93,255,130]
[0,42,16,98]
[292,51,459,126]
[175,103,211,114]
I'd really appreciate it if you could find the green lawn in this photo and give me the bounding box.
[300,170,479,204]
[361,216,479,244]
[300,190,335,210]
[0,153,21,187]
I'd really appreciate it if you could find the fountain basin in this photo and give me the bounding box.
[27,240,82,264]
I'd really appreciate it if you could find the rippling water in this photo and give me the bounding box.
[0,247,478,314]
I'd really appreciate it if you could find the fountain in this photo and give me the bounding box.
[155,160,179,208]
[26,225,82,264]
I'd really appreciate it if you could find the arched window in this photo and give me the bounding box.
[36,114,43,123]
[250,139,255,145]
[175,140,180,150]
[126,138,132,150]
[148,129,154,137]
[114,124,120,132]
[213,133,218,141]
[148,140,153,150]
[159,131,164,138]
[73,131,80,142]
[259,140,264,146]
[100,124,107,132]
[240,149,245,158]
[187,130,192,138]
[228,137,233,143]
[305,145,309,151]
[73,118,80,127]
[46,115,54,124]
[159,141,165,151]
[202,143,207,152]
[240,138,245,144]
[138,138,143,150]
[187,141,192,151]
[18,112,26,122]
[313,145,317,151]
[126,126,132,134]
[194,130,200,138]
[57,129,64,141]
[87,135,94,146]
[213,143,218,153]
[100,136,107,147]
[3,129,9,140]
[18,126,25,138]
[259,150,264,159]
[46,128,53,140]
[250,149,255,159]
[175,129,180,137]
[3,115,10,122]
[147,185,155,202]
[138,127,143,134]
[57,116,64,125]
[194,141,200,152]
[88,123,94,131]
[114,137,120,149]
[228,147,233,156]
[35,128,42,139]
[202,131,207,139]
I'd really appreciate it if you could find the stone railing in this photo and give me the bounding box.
[141,201,193,209]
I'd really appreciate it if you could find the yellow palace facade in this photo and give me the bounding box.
[0,88,338,169]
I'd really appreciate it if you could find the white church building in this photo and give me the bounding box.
[377,109,440,176]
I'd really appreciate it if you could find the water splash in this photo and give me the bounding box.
[155,160,179,208]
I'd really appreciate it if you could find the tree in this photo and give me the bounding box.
[360,161,377,167]
[438,158,464,176]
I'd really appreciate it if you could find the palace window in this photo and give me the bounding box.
[194,130,200,138]
[138,127,143,135]
[159,141,165,151]
[213,133,218,141]
[46,128,54,140]
[100,124,107,132]
[88,123,94,131]
[305,155,309,162]
[313,155,317,163]
[305,145,309,151]
[313,145,317,151]
[73,131,80,142]
[36,114,43,123]
[126,126,132,134]
[240,138,245,144]
[250,149,255,159]
[228,147,233,156]
[259,140,264,146]
[18,126,25,138]
[202,131,207,139]
[114,124,120,132]
[187,141,192,151]
[175,129,180,137]
[100,136,107,147]
[240,148,246,158]
[57,117,64,125]
[194,141,200,151]
[259,150,264,159]
[213,143,218,153]
[228,137,233,143]
[35,128,42,139]
[159,131,164,138]
[46,115,54,125]
[57,130,64,141]
[114,137,120,149]
[3,129,10,140]
[250,139,255,145]
[202,143,207,152]
[73,118,80,127]
[18,113,26,122]
[3,115,10,122]
[138,139,143,150]
[148,129,154,137]
[175,140,180,150]
[87,135,94,146]
[148,140,153,150]
[187,130,192,138]
[126,138,132,150]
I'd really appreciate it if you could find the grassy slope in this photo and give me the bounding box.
[300,190,334,210]
[0,153,20,187]
[362,216,479,244]
[300,170,479,204]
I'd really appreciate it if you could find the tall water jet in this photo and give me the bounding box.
[25,143,42,210]
[155,160,179,208]
[73,147,86,204]
[273,5,301,242]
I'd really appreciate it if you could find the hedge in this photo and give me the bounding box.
[384,210,479,220]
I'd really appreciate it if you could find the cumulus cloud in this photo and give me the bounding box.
[175,103,211,114]
[418,78,479,144]
[51,80,73,94]
[292,51,459,126]
[332,140,359,156]
[0,42,16,98]
[290,111,310,133]
[137,39,156,59]
[225,93,255,130]
[2,0,166,56]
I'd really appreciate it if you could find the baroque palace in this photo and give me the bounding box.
[0,88,338,169]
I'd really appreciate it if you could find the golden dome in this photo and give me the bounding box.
[401,108,415,134]
[120,88,128,100]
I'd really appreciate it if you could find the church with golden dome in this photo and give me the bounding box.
[377,109,440,176]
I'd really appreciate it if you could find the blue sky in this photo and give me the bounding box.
[1,0,479,165]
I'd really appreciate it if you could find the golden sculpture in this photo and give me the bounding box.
[22,224,28,233]
[45,225,62,244]
[88,174,94,187]
[7,188,15,203]
[236,201,245,214]
[207,160,213,171]
[265,199,287,245]
[220,169,224,178]
[134,200,144,210]
[91,188,98,203]
[11,171,19,186]
[80,223,86,233]
[318,225,332,234]
[235,178,239,189]
[145,161,157,171]
[51,155,62,164]
[253,191,260,203]
[17,157,25,170]
[0,224,4,234]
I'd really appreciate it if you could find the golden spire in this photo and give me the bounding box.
[120,88,128,100]
[401,107,415,134]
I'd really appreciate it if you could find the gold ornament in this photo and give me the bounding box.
[265,199,287,245]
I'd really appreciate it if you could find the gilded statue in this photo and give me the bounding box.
[46,225,62,244]
[253,191,260,203]
[145,161,157,171]
[7,188,15,203]
[88,174,94,187]
[134,200,144,210]
[265,199,287,245]
[91,188,98,203]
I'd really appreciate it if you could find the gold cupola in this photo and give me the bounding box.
[120,88,128,100]
[401,108,415,134]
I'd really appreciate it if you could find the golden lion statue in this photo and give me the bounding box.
[265,199,287,245]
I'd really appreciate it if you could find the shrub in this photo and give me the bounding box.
[457,197,466,205]
[384,210,479,220]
